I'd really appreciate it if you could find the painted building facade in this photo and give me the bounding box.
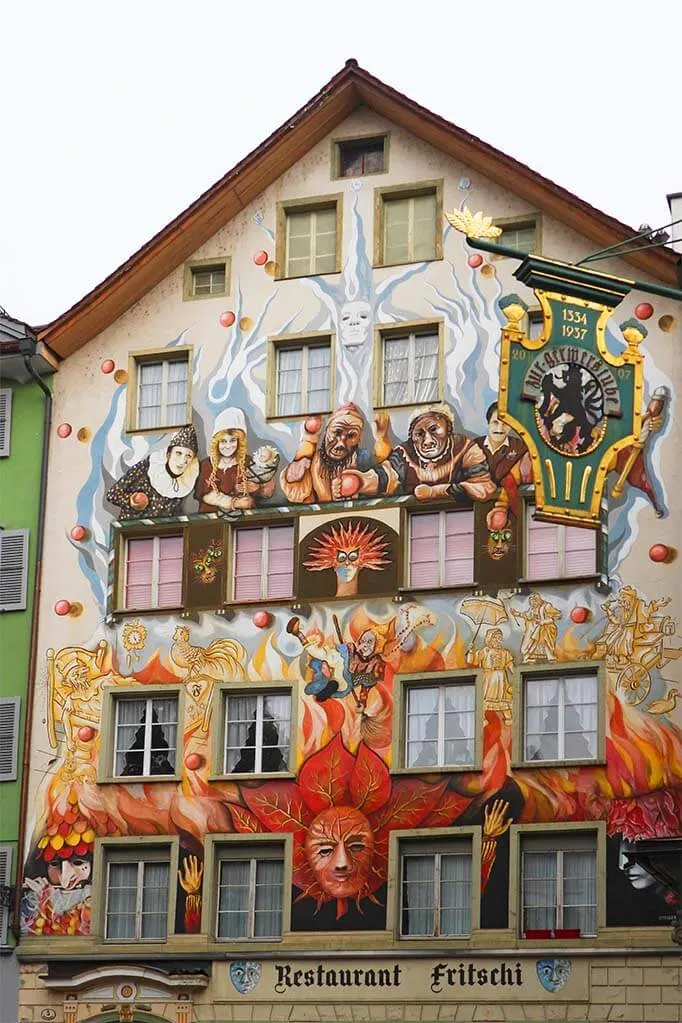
[16,64,682,1023]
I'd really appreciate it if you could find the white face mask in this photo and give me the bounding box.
[340,300,372,347]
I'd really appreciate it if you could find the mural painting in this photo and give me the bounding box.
[23,176,681,947]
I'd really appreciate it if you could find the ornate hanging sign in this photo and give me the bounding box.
[497,257,644,528]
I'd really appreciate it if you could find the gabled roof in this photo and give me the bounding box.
[39,59,680,359]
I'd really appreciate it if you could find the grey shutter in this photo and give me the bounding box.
[0,698,20,781]
[0,388,11,457]
[0,845,11,944]
[0,529,29,611]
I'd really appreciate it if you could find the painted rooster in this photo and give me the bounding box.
[170,626,247,729]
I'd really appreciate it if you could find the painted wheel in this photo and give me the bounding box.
[617,663,651,705]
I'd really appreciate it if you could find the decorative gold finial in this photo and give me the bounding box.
[445,207,503,240]
[620,317,647,349]
[499,293,528,325]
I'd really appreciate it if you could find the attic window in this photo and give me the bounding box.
[335,136,387,178]
[495,219,538,256]
[183,258,230,300]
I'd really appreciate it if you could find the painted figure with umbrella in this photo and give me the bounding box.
[462,596,514,722]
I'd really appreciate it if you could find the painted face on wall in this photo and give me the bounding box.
[167,445,195,476]
[218,431,240,459]
[305,806,374,899]
[64,661,89,690]
[47,856,91,891]
[340,300,372,348]
[356,630,377,659]
[410,413,450,462]
[335,547,360,584]
[618,841,656,890]
[487,527,513,560]
[487,409,511,449]
[324,421,362,463]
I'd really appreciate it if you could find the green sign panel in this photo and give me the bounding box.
[498,256,644,528]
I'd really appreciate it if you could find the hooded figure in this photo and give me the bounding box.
[194,407,279,514]
[105,425,200,519]
[280,403,370,504]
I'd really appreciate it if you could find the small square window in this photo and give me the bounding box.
[278,199,341,279]
[521,833,597,937]
[523,671,598,763]
[380,328,440,407]
[113,694,179,777]
[335,136,386,178]
[375,182,442,267]
[183,259,230,300]
[224,690,291,774]
[217,846,284,940]
[408,510,474,589]
[497,220,537,256]
[404,680,475,769]
[232,524,294,602]
[273,339,332,417]
[123,533,183,610]
[129,350,190,432]
[400,840,472,937]
[526,511,596,581]
[105,853,170,940]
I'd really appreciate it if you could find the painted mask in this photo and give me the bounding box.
[305,805,374,899]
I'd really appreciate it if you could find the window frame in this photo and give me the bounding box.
[393,669,482,776]
[98,685,184,784]
[331,133,389,179]
[512,661,605,769]
[405,506,475,592]
[112,692,180,780]
[523,504,599,583]
[373,179,443,268]
[183,257,231,301]
[215,843,286,942]
[275,194,343,280]
[94,837,178,944]
[0,386,12,457]
[492,214,541,258]
[125,345,193,435]
[0,696,21,781]
[210,681,297,781]
[0,528,29,612]
[374,320,444,410]
[387,826,480,942]
[118,528,186,613]
[266,331,335,420]
[509,821,605,940]
[229,520,297,605]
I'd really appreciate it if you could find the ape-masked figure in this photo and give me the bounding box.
[280,403,371,504]
[344,406,496,503]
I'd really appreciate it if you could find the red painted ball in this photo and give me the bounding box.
[70,525,88,542]
[304,416,322,434]
[649,543,670,563]
[129,491,149,511]
[77,726,95,742]
[488,508,508,531]
[184,753,203,771]
[339,472,361,498]
[570,606,590,625]
[219,310,236,328]
[634,302,654,321]
[254,250,268,266]
[54,600,72,616]
[57,423,72,438]
[467,254,483,269]
[253,610,272,629]
[101,359,115,374]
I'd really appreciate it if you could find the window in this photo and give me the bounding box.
[375,182,442,266]
[497,219,537,255]
[380,328,440,406]
[400,840,472,937]
[127,349,191,433]
[408,511,474,589]
[335,136,386,178]
[0,528,29,612]
[232,524,294,602]
[0,845,11,945]
[217,846,284,939]
[521,833,597,937]
[113,694,178,777]
[0,698,20,781]
[405,681,475,769]
[185,260,229,299]
[123,534,183,610]
[224,690,291,774]
[105,852,170,940]
[278,198,341,279]
[526,513,596,580]
[0,387,12,457]
[523,671,598,762]
[274,339,332,417]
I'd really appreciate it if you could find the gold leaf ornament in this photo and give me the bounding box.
[445,207,502,240]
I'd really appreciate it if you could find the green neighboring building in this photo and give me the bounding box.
[0,310,55,1011]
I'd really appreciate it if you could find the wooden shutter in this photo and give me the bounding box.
[0,698,20,781]
[474,500,522,594]
[0,845,12,944]
[0,389,11,457]
[0,529,29,611]
[184,521,227,610]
